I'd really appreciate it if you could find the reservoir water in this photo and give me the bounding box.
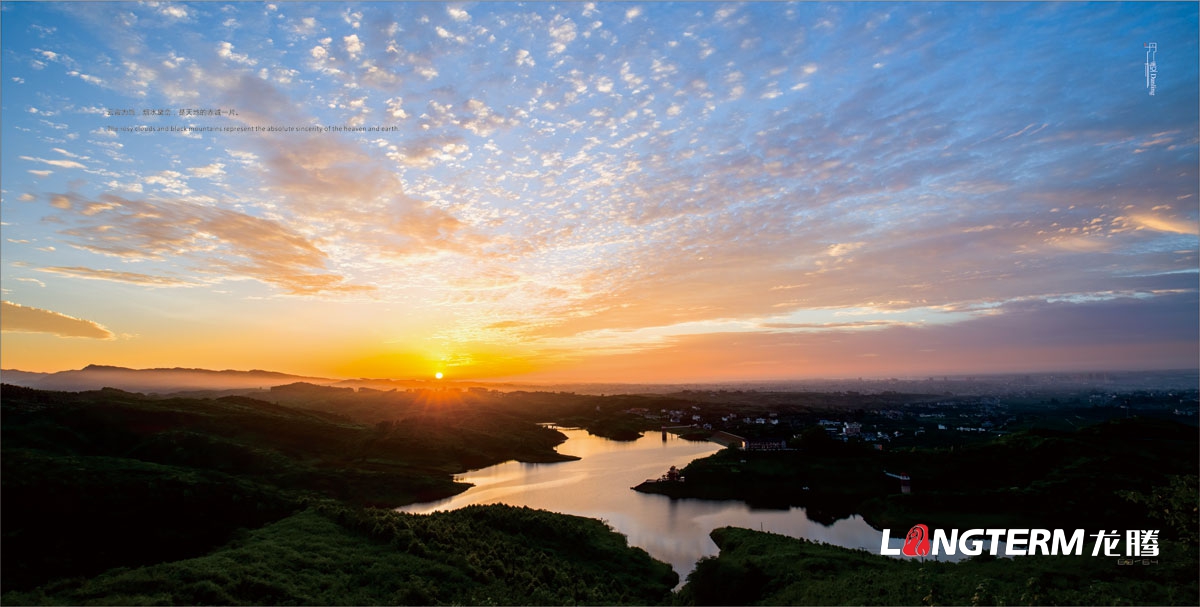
[398,427,892,582]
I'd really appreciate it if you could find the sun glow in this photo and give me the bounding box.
[0,3,1194,385]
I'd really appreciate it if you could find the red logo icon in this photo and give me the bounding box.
[902,524,931,556]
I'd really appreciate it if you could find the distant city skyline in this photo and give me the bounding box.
[1,2,1197,382]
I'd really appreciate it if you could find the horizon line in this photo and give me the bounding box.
[3,363,1197,388]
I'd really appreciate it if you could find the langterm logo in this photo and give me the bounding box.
[902,523,931,556]
[881,525,1160,558]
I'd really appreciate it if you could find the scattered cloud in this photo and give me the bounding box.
[189,163,225,179]
[294,16,318,35]
[157,3,189,21]
[20,155,85,169]
[548,15,577,55]
[1,1,1195,378]
[217,41,256,66]
[343,34,363,59]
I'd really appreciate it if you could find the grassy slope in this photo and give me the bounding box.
[0,384,645,600]
[5,504,678,606]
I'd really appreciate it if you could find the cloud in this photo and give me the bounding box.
[217,41,256,66]
[16,12,484,289]
[5,1,1195,379]
[827,242,866,257]
[226,149,259,164]
[294,16,318,35]
[20,155,85,169]
[548,15,577,55]
[1121,214,1198,236]
[527,292,1200,381]
[53,193,374,295]
[385,97,409,119]
[759,320,908,330]
[1,301,115,339]
[143,170,190,194]
[344,34,363,59]
[37,266,199,287]
[256,133,476,256]
[189,163,225,179]
[157,3,189,21]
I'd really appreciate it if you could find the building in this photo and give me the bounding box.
[745,439,789,451]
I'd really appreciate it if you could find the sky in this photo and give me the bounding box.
[1,1,1197,383]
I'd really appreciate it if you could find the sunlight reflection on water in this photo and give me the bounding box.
[398,427,903,583]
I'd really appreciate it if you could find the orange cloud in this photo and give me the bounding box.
[1125,214,1198,235]
[0,301,114,339]
[54,194,373,295]
[37,266,199,287]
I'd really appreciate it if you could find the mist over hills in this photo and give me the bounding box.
[1,365,1196,397]
[0,364,334,394]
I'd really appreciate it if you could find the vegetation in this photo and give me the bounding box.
[263,384,667,441]
[3,383,1195,605]
[677,526,1198,605]
[859,418,1199,532]
[4,504,677,606]
[0,384,665,602]
[639,417,1198,533]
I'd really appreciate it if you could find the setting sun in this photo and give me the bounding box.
[0,1,1194,385]
[435,372,444,380]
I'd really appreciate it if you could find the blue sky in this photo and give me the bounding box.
[1,2,1197,381]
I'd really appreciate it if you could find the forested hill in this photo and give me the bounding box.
[4,383,1196,605]
[0,384,676,604]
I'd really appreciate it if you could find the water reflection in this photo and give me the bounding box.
[399,428,897,582]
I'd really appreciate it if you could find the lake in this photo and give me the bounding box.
[399,427,902,582]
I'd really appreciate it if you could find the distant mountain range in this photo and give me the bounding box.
[3,364,1195,397]
[0,364,705,396]
[0,365,622,396]
[0,364,336,394]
